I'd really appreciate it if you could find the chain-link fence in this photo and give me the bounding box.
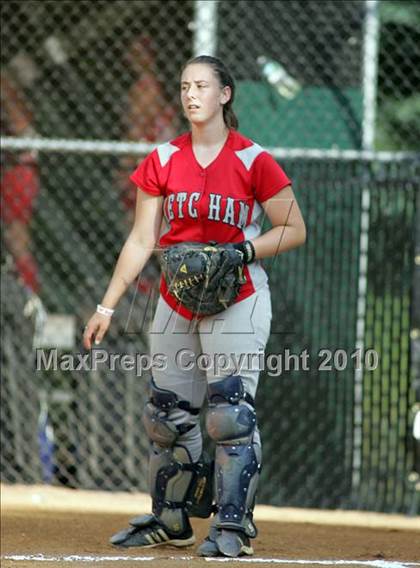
[2,1,420,150]
[1,0,419,514]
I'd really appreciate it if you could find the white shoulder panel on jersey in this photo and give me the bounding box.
[234,143,265,171]
[157,142,180,168]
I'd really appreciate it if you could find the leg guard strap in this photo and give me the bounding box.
[149,377,200,415]
[150,445,214,521]
[208,374,255,407]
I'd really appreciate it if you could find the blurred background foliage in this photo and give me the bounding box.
[376,0,420,150]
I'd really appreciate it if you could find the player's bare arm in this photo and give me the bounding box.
[252,185,306,259]
[83,189,163,349]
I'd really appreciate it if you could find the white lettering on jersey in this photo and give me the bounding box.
[237,201,250,228]
[235,143,264,171]
[166,191,250,228]
[176,192,187,218]
[157,142,180,168]
[167,194,175,221]
[208,193,222,221]
[188,192,200,218]
[223,197,235,225]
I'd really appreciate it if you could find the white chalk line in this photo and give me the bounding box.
[2,555,420,567]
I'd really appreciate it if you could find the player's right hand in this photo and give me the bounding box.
[83,312,111,350]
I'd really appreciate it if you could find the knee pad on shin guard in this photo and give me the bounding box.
[142,379,213,524]
[206,375,261,537]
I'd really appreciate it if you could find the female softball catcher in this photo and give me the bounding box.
[84,55,306,558]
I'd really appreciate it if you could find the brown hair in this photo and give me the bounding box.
[182,55,239,130]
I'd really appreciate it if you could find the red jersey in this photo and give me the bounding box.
[130,129,291,320]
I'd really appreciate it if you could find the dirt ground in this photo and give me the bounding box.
[1,485,420,568]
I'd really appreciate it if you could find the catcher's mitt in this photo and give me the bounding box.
[160,242,247,316]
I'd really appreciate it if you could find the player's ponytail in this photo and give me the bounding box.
[182,55,239,130]
[223,98,239,130]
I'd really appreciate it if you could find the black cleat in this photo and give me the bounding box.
[110,513,195,549]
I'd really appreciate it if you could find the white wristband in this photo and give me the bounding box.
[96,304,115,317]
